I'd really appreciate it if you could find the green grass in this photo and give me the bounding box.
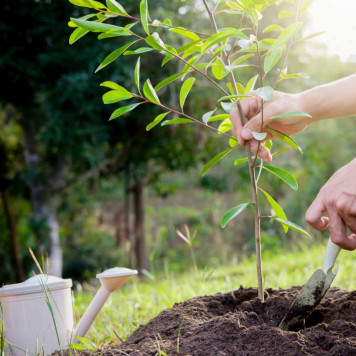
[74,243,356,348]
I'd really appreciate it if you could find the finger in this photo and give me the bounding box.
[230,96,259,145]
[241,104,277,141]
[305,198,328,231]
[336,193,356,233]
[230,108,244,145]
[328,208,356,250]
[249,140,272,162]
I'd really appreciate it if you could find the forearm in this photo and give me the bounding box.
[297,74,356,122]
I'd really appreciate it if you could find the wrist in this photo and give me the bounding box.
[295,91,321,124]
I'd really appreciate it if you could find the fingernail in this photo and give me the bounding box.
[242,128,252,139]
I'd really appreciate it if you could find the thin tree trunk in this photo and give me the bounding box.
[124,170,133,267]
[114,209,125,247]
[1,190,25,282]
[133,179,147,273]
[46,207,62,277]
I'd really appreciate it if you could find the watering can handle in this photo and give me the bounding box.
[323,238,341,274]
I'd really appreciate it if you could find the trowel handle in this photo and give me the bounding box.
[323,238,341,274]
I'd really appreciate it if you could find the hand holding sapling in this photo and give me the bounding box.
[230,91,311,159]
[231,75,356,160]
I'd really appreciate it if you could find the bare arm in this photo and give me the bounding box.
[299,74,356,122]
[230,74,356,161]
[230,74,356,250]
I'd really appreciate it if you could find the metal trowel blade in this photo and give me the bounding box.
[279,269,327,331]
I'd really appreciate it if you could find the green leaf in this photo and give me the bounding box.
[68,344,88,351]
[280,72,309,79]
[212,59,229,80]
[102,88,133,104]
[270,22,303,50]
[263,24,284,33]
[203,28,246,51]
[272,217,311,238]
[218,94,252,102]
[124,47,153,55]
[225,0,244,11]
[232,53,254,66]
[259,188,288,232]
[71,17,129,33]
[234,157,248,166]
[69,0,106,9]
[68,13,96,27]
[140,0,149,35]
[229,136,239,147]
[278,10,294,19]
[245,75,258,93]
[221,102,235,113]
[95,41,136,72]
[106,0,128,15]
[69,27,89,44]
[163,18,172,26]
[155,72,184,91]
[264,139,272,151]
[221,203,250,228]
[180,77,195,111]
[97,30,132,40]
[266,127,302,153]
[218,118,232,133]
[263,165,298,191]
[161,118,192,126]
[270,111,312,120]
[109,103,142,121]
[143,79,160,104]
[301,32,325,41]
[202,110,216,124]
[264,47,283,74]
[100,81,121,90]
[206,114,229,123]
[255,86,273,101]
[300,0,313,14]
[146,112,170,131]
[272,147,291,157]
[202,149,233,176]
[170,27,200,41]
[146,32,167,51]
[135,57,141,92]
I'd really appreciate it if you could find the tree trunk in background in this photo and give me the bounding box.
[133,179,147,273]
[1,190,25,282]
[22,119,63,277]
[46,207,62,276]
[114,209,125,247]
[124,171,133,267]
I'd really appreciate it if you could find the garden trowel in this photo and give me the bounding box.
[279,238,341,331]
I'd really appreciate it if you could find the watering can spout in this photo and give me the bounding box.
[74,267,137,339]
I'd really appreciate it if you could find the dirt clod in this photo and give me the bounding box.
[70,287,356,355]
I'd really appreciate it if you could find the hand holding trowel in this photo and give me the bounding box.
[279,238,341,331]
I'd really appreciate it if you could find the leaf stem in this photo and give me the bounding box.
[132,94,237,141]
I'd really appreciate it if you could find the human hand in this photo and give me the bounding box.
[305,159,356,250]
[230,91,312,162]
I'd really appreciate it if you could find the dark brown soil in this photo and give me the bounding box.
[69,287,356,355]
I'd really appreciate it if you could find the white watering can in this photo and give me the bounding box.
[0,267,137,356]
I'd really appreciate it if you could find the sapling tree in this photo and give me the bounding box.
[67,0,315,300]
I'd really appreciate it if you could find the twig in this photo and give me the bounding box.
[201,0,264,301]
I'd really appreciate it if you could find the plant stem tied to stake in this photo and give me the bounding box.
[202,0,264,301]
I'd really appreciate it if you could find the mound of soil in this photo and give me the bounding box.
[74,287,356,355]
